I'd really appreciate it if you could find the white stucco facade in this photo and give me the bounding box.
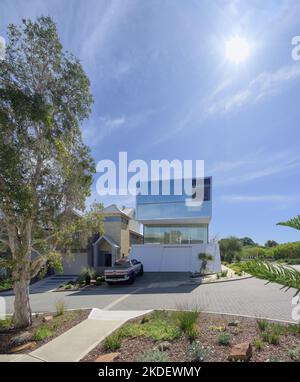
[129,243,221,273]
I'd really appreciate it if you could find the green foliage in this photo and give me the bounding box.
[0,16,103,327]
[79,266,96,285]
[95,276,103,286]
[277,215,300,231]
[47,251,63,274]
[272,242,300,260]
[137,349,170,362]
[172,311,199,339]
[54,300,66,316]
[0,317,12,330]
[217,332,231,346]
[288,344,300,361]
[187,341,211,362]
[285,258,300,265]
[257,319,269,332]
[241,260,300,295]
[261,331,280,345]
[253,339,264,351]
[0,278,12,291]
[219,237,242,263]
[119,311,181,341]
[239,246,268,259]
[265,240,278,248]
[240,237,257,246]
[33,325,54,341]
[104,332,122,351]
[198,253,213,275]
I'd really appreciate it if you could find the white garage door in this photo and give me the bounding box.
[160,246,192,272]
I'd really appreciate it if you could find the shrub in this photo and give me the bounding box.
[140,316,150,324]
[172,311,199,340]
[217,332,231,346]
[0,318,12,331]
[257,319,268,331]
[187,341,211,362]
[198,253,213,275]
[79,266,96,285]
[96,276,103,286]
[137,349,169,362]
[220,270,228,278]
[272,242,300,260]
[261,331,280,345]
[253,339,264,351]
[104,332,122,351]
[55,300,66,316]
[33,326,54,341]
[288,344,300,361]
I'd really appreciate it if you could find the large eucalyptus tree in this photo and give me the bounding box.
[0,16,103,328]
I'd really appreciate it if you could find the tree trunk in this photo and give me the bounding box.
[13,266,32,328]
[8,222,33,329]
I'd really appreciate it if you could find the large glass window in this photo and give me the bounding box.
[144,224,208,244]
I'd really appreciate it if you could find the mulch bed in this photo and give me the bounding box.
[0,309,90,354]
[81,312,300,362]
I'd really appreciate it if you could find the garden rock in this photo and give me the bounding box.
[228,320,240,327]
[95,352,120,362]
[228,342,252,361]
[43,315,53,322]
[157,341,171,352]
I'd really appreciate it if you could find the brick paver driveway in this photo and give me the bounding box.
[1,273,298,322]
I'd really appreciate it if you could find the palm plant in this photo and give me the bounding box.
[277,215,300,231]
[241,260,300,295]
[242,215,300,295]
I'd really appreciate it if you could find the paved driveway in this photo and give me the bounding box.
[0,273,298,322]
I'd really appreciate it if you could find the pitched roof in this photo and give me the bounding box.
[92,234,120,248]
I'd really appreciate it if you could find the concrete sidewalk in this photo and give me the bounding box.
[0,309,151,362]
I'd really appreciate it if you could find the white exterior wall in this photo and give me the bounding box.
[62,252,88,275]
[129,243,221,273]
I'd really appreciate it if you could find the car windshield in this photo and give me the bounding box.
[113,260,131,267]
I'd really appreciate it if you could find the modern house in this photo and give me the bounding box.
[62,204,143,274]
[129,178,221,273]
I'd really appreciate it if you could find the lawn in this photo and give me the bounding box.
[82,311,300,362]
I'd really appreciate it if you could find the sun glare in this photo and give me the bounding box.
[225,36,250,64]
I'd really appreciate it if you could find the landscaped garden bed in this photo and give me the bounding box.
[81,311,300,362]
[0,306,90,354]
[55,267,105,291]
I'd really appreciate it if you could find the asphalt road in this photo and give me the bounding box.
[1,272,298,322]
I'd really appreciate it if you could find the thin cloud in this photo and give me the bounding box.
[221,194,298,203]
[209,150,300,186]
[209,64,300,115]
[82,116,126,146]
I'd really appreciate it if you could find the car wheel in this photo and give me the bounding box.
[106,281,114,286]
[139,266,144,276]
[128,273,135,285]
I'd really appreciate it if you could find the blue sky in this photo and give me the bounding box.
[1,0,300,244]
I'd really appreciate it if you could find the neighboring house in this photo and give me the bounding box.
[129,178,221,273]
[62,204,143,275]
